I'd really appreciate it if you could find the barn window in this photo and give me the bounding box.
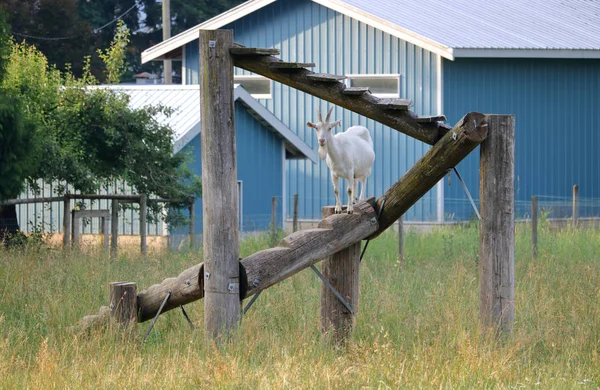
[234,75,272,99]
[346,74,400,98]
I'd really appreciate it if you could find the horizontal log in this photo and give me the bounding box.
[370,112,488,238]
[230,43,444,145]
[0,196,65,206]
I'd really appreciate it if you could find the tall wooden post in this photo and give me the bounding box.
[479,114,515,335]
[199,29,240,341]
[320,206,361,344]
[140,194,147,256]
[292,194,299,232]
[110,282,137,326]
[63,196,71,249]
[102,216,110,254]
[111,199,119,258]
[531,196,538,260]
[71,209,80,249]
[572,184,579,228]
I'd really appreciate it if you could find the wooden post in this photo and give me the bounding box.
[111,199,119,258]
[320,206,361,344]
[71,209,80,249]
[531,196,538,260]
[140,194,147,256]
[271,196,277,246]
[102,216,109,254]
[189,200,195,248]
[398,216,405,267]
[109,282,138,326]
[572,184,579,228]
[292,194,299,232]
[199,29,240,341]
[63,197,71,248]
[479,114,515,335]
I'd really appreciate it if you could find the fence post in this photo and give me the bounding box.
[398,216,405,267]
[63,196,71,249]
[102,216,109,255]
[271,196,277,246]
[293,194,299,233]
[572,184,579,228]
[109,282,137,326]
[531,196,538,260]
[320,206,361,345]
[111,199,119,259]
[199,29,240,341]
[479,114,515,335]
[139,195,147,256]
[71,209,80,249]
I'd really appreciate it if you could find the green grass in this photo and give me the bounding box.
[1,222,600,389]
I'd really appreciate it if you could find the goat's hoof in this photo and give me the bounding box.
[347,209,354,214]
[334,207,342,214]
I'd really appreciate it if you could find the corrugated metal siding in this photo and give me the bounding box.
[184,0,440,221]
[176,101,284,234]
[443,58,600,220]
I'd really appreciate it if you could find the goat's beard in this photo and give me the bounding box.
[318,145,327,160]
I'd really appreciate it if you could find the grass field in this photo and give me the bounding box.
[1,222,600,389]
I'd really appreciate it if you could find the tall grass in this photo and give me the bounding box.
[1,222,599,389]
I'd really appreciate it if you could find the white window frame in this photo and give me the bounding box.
[345,73,401,98]
[233,75,272,99]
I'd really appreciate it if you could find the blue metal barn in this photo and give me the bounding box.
[143,0,600,225]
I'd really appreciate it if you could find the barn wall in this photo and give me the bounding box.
[443,57,600,220]
[183,0,441,222]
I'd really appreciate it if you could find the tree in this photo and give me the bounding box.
[0,23,201,241]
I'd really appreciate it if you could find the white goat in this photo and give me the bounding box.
[307,106,375,214]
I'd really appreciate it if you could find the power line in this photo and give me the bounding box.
[12,2,138,41]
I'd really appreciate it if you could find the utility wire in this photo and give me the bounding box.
[12,2,138,41]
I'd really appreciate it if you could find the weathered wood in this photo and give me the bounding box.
[63,197,71,248]
[0,196,65,206]
[230,43,444,145]
[306,73,346,83]
[572,184,579,227]
[269,61,315,69]
[320,206,361,344]
[532,196,538,260]
[65,194,141,201]
[229,47,280,56]
[271,196,277,246]
[199,29,240,340]
[243,198,378,296]
[398,216,405,266]
[377,98,412,110]
[102,217,109,254]
[479,114,515,335]
[293,194,299,232]
[109,282,137,326]
[342,87,370,95]
[417,115,446,123]
[140,194,147,256]
[72,210,81,249]
[370,112,488,238]
[137,263,204,322]
[111,199,119,258]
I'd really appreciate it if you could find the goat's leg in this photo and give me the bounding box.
[358,176,367,201]
[331,173,342,214]
[347,176,355,214]
[353,179,358,203]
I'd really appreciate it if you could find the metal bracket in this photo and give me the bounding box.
[143,289,172,344]
[208,40,216,48]
[360,196,386,262]
[453,167,481,221]
[180,305,195,331]
[310,265,353,314]
[242,291,262,315]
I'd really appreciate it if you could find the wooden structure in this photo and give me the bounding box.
[92,32,514,341]
[72,209,110,252]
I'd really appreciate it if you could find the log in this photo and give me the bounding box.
[370,112,488,238]
[199,29,240,340]
[230,43,444,145]
[479,114,515,334]
[110,282,137,326]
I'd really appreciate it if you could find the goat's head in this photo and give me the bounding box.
[307,106,341,159]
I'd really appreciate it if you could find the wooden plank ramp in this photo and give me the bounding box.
[377,99,412,110]
[306,73,347,82]
[269,61,316,69]
[417,115,447,123]
[229,47,280,56]
[343,87,370,95]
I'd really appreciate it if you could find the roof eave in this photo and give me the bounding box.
[453,48,600,59]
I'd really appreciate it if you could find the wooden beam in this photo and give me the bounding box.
[377,99,412,110]
[342,87,370,95]
[199,29,240,340]
[370,112,488,238]
[306,73,347,82]
[229,47,280,56]
[417,115,446,123]
[230,44,443,145]
[479,114,515,335]
[269,61,315,69]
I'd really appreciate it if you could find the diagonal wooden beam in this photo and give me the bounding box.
[230,44,445,145]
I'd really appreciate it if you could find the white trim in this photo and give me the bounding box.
[181,46,187,84]
[453,48,600,59]
[233,75,272,99]
[281,143,286,229]
[345,73,400,98]
[141,0,277,63]
[436,54,444,223]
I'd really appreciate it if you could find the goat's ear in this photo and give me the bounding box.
[307,122,315,128]
[329,120,341,129]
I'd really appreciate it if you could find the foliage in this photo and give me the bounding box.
[96,20,129,84]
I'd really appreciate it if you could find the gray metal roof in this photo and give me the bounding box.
[340,0,600,52]
[101,84,317,162]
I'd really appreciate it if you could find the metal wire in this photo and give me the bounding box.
[310,265,353,314]
[453,167,481,221]
[242,291,262,315]
[180,305,194,331]
[143,289,171,344]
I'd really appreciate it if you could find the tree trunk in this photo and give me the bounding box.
[0,204,24,245]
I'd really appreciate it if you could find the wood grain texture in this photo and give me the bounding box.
[479,114,515,335]
[370,112,488,238]
[199,30,240,340]
[110,282,137,326]
[230,43,444,145]
[306,73,347,82]
[111,199,118,258]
